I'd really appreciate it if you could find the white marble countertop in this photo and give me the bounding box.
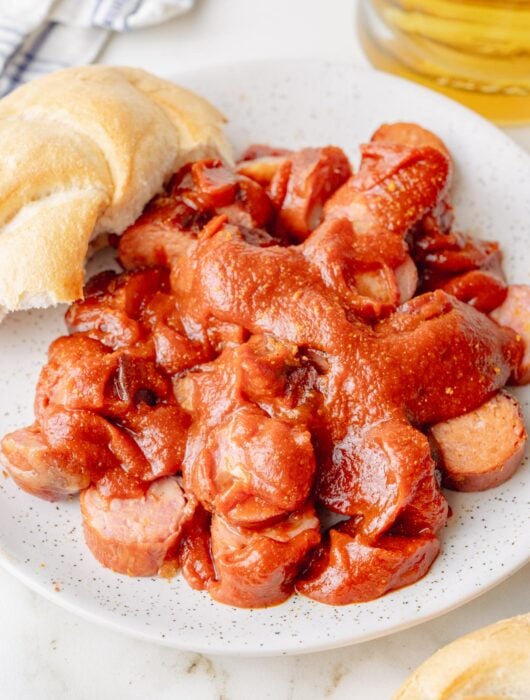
[0,1,528,698]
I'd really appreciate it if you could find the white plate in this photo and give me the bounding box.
[0,61,529,656]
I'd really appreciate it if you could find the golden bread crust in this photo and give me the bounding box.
[0,65,232,315]
[394,613,530,699]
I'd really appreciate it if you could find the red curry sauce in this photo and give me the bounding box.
[1,124,524,607]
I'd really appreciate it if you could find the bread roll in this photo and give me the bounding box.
[394,613,530,699]
[0,66,232,319]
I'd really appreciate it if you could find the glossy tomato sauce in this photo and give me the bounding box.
[1,124,524,607]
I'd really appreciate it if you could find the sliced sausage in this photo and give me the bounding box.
[371,122,451,161]
[122,404,190,480]
[1,425,91,501]
[188,406,316,527]
[378,291,523,424]
[208,505,320,608]
[152,320,210,374]
[173,227,356,352]
[430,392,527,492]
[418,234,500,275]
[324,141,451,239]
[35,335,117,417]
[297,527,440,605]
[236,155,287,186]
[80,476,189,576]
[119,219,198,270]
[441,269,507,313]
[302,217,413,320]
[178,504,215,591]
[395,255,419,304]
[140,290,212,372]
[35,335,170,420]
[491,284,530,384]
[238,144,292,160]
[190,160,237,206]
[1,408,149,501]
[316,419,434,540]
[49,402,188,497]
[353,256,417,310]
[353,265,399,306]
[272,146,351,241]
[78,268,168,319]
[65,269,168,349]
[393,472,449,536]
[190,160,273,229]
[65,303,141,349]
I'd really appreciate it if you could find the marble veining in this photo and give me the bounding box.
[0,565,527,698]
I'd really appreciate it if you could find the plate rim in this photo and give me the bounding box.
[0,548,528,657]
[165,57,530,162]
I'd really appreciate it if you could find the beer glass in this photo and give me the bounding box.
[357,0,530,124]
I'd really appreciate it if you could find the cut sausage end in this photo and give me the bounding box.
[490,284,530,384]
[371,122,451,161]
[1,426,90,501]
[80,476,189,576]
[430,392,527,492]
[395,255,418,304]
[236,155,287,185]
[297,529,440,605]
[208,507,320,608]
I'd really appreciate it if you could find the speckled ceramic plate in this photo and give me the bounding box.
[0,61,529,656]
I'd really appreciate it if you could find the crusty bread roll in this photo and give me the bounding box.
[394,613,530,699]
[0,66,232,319]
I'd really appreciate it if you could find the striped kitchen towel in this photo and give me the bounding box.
[0,0,194,96]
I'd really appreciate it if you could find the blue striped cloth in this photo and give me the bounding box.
[0,0,194,96]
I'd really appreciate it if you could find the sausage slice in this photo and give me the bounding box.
[490,284,530,384]
[80,476,189,576]
[297,526,440,605]
[370,122,451,161]
[236,155,287,186]
[272,147,351,240]
[188,406,316,527]
[1,425,91,501]
[316,419,435,540]
[430,392,527,492]
[208,506,321,608]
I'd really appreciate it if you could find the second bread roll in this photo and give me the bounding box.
[394,613,530,699]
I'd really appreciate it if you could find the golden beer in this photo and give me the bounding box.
[357,0,530,124]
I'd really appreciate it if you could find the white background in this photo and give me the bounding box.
[0,1,528,698]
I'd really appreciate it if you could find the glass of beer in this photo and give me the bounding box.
[357,0,530,124]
